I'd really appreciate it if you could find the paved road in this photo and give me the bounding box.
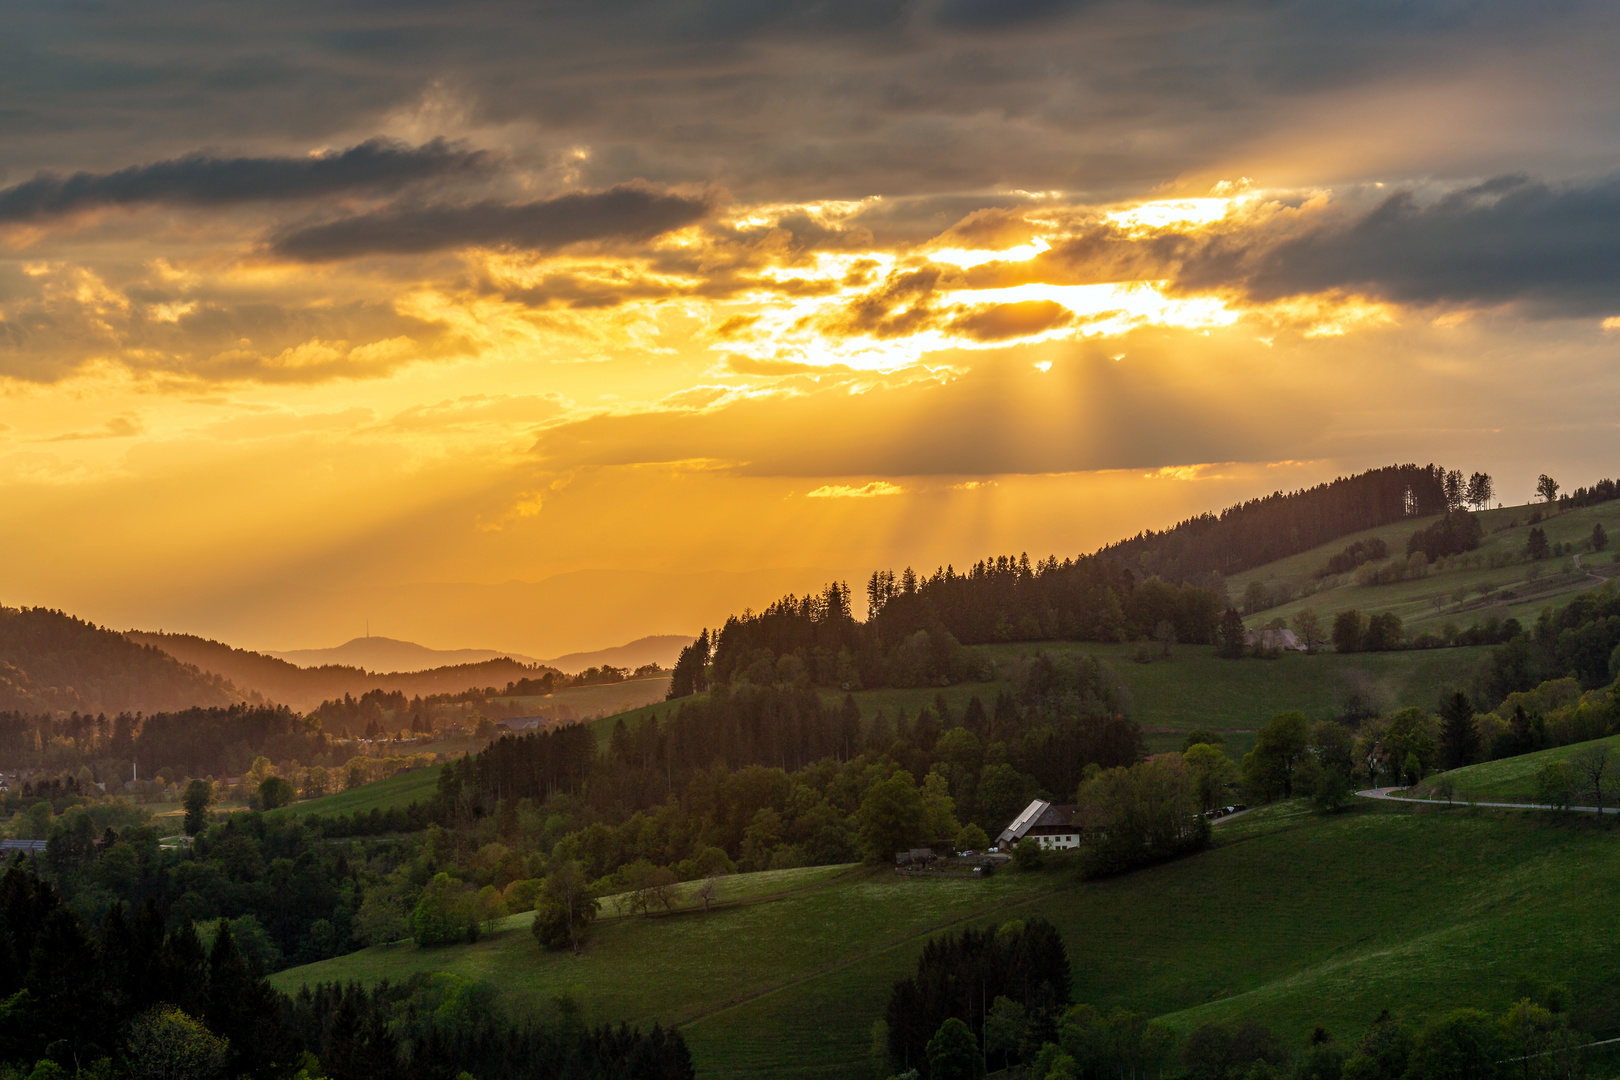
[1356,786,1620,815]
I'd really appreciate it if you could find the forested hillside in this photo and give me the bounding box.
[128,630,564,711]
[1098,463,1465,584]
[669,568,1222,697]
[0,607,241,715]
[666,464,1525,699]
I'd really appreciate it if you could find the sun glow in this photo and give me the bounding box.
[928,237,1051,268]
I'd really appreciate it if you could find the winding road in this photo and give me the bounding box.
[1356,786,1620,815]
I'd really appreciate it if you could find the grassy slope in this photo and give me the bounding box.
[1409,733,1620,803]
[272,801,1620,1078]
[585,644,1489,764]
[497,676,671,721]
[263,767,442,820]
[1227,500,1620,637]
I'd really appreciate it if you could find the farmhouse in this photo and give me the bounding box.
[997,799,1083,850]
[1243,627,1307,651]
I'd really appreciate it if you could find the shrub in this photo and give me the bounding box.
[1012,836,1045,871]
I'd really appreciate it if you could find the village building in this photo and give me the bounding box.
[1243,627,1308,651]
[997,798,1084,850]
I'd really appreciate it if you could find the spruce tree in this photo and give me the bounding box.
[1437,690,1479,770]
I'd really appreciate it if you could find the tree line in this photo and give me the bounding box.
[0,704,329,780]
[669,568,1222,698]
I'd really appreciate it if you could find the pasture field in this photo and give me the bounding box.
[272,800,1620,1078]
[1226,499,1620,638]
[263,766,442,820]
[497,675,671,722]
[585,643,1489,765]
[1410,733,1620,803]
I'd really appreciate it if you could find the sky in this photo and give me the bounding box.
[1,0,1618,657]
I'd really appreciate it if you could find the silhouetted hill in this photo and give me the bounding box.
[271,635,541,672]
[0,606,242,715]
[127,630,562,710]
[544,634,693,673]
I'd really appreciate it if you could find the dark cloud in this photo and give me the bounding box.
[0,138,489,222]
[1225,175,1620,315]
[273,182,714,261]
[5,0,1613,204]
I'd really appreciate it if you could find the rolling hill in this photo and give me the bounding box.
[271,636,542,672]
[271,800,1620,1079]
[125,630,563,712]
[1228,499,1620,639]
[0,605,242,715]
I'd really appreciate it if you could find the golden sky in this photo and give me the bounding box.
[2,0,1618,656]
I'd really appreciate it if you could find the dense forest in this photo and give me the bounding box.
[0,607,241,716]
[669,567,1222,697]
[0,704,330,778]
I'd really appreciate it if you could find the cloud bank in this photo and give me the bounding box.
[0,139,489,222]
[273,182,714,260]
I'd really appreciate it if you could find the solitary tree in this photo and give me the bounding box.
[1242,712,1310,801]
[1593,523,1609,552]
[182,779,214,837]
[1571,745,1612,812]
[1537,474,1560,503]
[532,861,600,953]
[1292,608,1327,652]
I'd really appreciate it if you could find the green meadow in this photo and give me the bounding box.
[1410,733,1620,803]
[585,643,1491,765]
[1227,499,1620,638]
[263,765,442,820]
[273,799,1620,1078]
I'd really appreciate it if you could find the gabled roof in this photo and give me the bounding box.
[998,798,1051,844]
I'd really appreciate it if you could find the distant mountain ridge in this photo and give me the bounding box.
[266,632,693,674]
[270,636,542,671]
[124,631,563,712]
[541,634,693,673]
